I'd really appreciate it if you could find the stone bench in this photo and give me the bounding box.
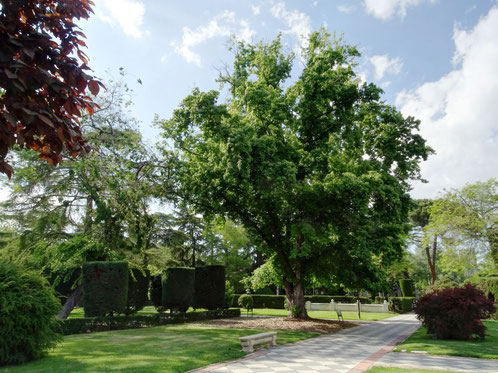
[239,331,277,352]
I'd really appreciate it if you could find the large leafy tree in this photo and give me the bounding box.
[0,0,102,177]
[161,31,432,318]
[427,178,498,271]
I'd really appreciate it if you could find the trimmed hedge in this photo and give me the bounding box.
[399,279,415,297]
[238,294,254,310]
[150,274,162,310]
[61,309,240,335]
[233,294,373,309]
[125,268,150,315]
[82,261,129,317]
[162,267,195,312]
[195,265,225,310]
[389,297,415,313]
[0,263,62,366]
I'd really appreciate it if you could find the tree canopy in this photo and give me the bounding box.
[0,0,101,177]
[160,31,432,317]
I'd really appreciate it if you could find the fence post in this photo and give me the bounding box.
[383,300,389,313]
[330,299,335,311]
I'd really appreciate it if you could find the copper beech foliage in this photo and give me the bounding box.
[0,0,102,178]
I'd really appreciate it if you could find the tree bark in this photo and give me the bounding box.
[283,275,308,319]
[57,285,83,319]
[425,235,437,284]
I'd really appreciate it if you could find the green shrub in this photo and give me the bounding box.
[225,280,235,308]
[473,275,498,301]
[0,262,62,366]
[150,274,163,311]
[375,295,386,304]
[238,294,254,311]
[124,268,150,315]
[61,309,241,335]
[399,279,415,297]
[162,267,195,312]
[82,261,129,317]
[389,297,415,313]
[195,265,225,310]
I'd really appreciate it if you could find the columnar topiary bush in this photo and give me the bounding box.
[415,284,496,340]
[82,261,129,317]
[150,274,163,311]
[0,262,62,366]
[195,265,225,310]
[125,268,150,315]
[399,279,415,297]
[162,267,195,312]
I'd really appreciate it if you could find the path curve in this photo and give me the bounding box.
[196,314,420,373]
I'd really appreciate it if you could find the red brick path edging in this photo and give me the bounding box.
[347,324,420,373]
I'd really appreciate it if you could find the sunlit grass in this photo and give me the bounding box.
[249,308,397,321]
[394,320,498,359]
[0,324,318,372]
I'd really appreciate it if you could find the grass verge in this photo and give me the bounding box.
[0,324,318,373]
[394,320,498,359]
[249,308,397,321]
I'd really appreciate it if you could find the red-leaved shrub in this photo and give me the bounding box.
[415,284,496,340]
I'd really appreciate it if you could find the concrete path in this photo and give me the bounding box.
[196,314,420,373]
[376,352,498,372]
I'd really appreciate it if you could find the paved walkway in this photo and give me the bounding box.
[376,352,498,372]
[196,314,420,373]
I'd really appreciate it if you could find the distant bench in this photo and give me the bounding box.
[239,331,277,352]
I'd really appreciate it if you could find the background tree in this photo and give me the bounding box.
[0,0,102,177]
[427,179,497,272]
[160,31,432,318]
[410,199,438,284]
[0,76,170,317]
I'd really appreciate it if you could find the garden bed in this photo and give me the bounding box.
[195,316,357,334]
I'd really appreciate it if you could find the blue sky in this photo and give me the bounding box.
[3,0,497,201]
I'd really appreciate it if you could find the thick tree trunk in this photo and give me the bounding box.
[57,285,83,319]
[283,277,308,319]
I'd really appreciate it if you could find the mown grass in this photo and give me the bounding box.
[368,367,460,373]
[249,308,397,321]
[394,320,498,359]
[0,324,318,373]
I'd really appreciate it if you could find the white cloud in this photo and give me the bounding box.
[251,5,261,15]
[171,11,256,67]
[96,0,147,38]
[369,54,403,80]
[337,4,356,14]
[396,7,498,198]
[270,1,311,51]
[364,0,434,20]
[313,1,319,7]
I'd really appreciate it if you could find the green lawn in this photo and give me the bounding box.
[368,367,460,373]
[0,325,318,373]
[250,308,397,321]
[68,306,396,321]
[394,320,498,359]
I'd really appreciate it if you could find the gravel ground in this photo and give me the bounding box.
[192,317,357,334]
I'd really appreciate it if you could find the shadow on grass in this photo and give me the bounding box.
[0,325,317,373]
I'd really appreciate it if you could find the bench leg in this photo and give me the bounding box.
[270,335,277,346]
[242,341,254,353]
